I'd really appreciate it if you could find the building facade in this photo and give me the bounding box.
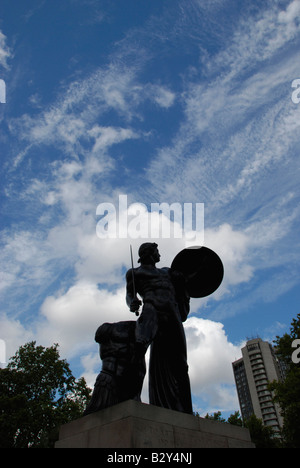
[232,338,284,433]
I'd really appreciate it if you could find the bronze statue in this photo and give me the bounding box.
[126,242,193,414]
[84,243,223,415]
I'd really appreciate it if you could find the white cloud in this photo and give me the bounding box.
[209,1,300,75]
[262,321,287,343]
[278,0,300,25]
[185,316,243,413]
[77,315,243,414]
[148,85,176,109]
[145,2,300,207]
[0,271,16,292]
[88,125,139,154]
[0,31,11,69]
[204,224,253,297]
[0,230,56,291]
[185,317,242,388]
[9,62,144,166]
[80,351,101,388]
[38,282,129,358]
[9,204,252,371]
[0,314,35,365]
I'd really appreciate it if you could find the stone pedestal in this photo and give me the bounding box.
[55,400,255,448]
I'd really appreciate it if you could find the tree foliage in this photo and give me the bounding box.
[194,314,300,448]
[227,410,243,427]
[199,411,279,447]
[244,414,280,448]
[268,313,300,448]
[0,341,91,448]
[204,410,226,423]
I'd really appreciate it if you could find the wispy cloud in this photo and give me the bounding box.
[1,50,178,324]
[0,31,12,69]
[9,58,175,169]
[134,0,300,317]
[9,66,138,163]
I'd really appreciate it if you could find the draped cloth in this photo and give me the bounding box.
[148,303,192,414]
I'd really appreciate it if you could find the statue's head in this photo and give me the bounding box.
[138,242,160,265]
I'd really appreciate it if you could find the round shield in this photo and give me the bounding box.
[171,246,224,298]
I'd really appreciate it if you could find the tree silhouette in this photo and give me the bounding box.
[0,341,91,448]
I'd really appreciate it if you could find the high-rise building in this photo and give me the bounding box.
[232,338,284,433]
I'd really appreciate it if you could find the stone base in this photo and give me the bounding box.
[55,400,255,448]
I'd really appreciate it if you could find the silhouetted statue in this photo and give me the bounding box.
[126,243,193,414]
[84,243,223,416]
[84,321,146,415]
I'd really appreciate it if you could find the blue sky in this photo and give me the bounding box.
[1,0,300,417]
